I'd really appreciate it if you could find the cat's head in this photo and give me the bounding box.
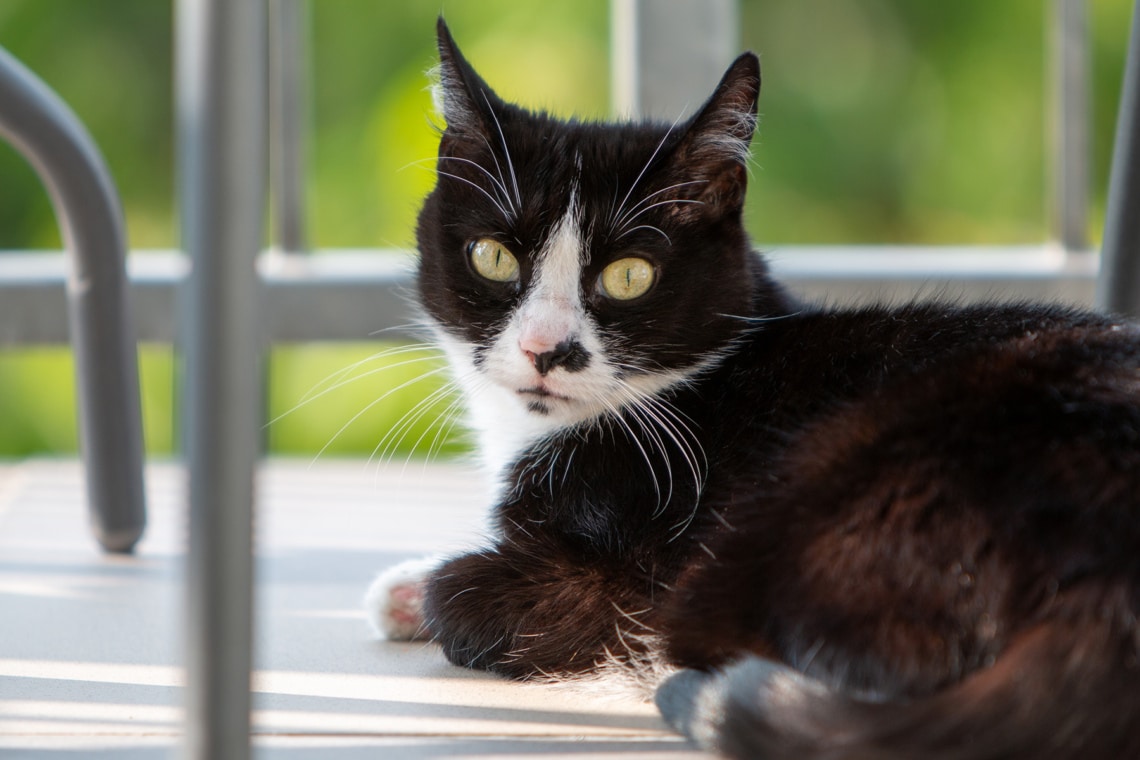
[416,19,765,442]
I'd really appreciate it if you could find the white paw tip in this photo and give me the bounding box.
[364,555,441,641]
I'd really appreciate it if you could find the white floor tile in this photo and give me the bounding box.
[0,460,709,758]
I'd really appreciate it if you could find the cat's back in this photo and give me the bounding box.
[711,298,1140,506]
[699,296,1140,587]
[669,299,1140,682]
[714,299,1140,440]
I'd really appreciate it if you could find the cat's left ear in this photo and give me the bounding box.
[670,52,760,214]
[433,18,502,141]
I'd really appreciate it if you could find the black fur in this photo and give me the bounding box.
[411,19,1140,759]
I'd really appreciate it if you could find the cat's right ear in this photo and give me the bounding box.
[433,18,500,140]
[664,52,760,217]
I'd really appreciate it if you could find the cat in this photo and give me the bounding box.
[366,18,1140,759]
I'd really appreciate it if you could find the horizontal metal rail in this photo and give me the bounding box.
[0,245,1101,347]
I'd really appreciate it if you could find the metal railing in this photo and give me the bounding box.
[1,0,1134,353]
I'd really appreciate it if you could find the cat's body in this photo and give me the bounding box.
[368,20,1140,759]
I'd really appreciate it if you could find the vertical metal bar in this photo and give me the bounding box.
[611,0,739,121]
[1051,0,1091,252]
[176,0,266,757]
[269,0,308,253]
[1097,0,1140,315]
[0,46,146,553]
[610,0,638,118]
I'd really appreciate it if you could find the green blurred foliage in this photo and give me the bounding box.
[0,0,1132,456]
[0,346,174,454]
[743,0,1129,244]
[0,0,173,249]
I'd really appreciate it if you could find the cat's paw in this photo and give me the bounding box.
[656,668,723,744]
[656,658,831,751]
[364,555,443,641]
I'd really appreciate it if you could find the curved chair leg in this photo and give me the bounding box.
[0,46,146,553]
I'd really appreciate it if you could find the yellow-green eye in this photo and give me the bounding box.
[599,257,655,301]
[468,238,519,283]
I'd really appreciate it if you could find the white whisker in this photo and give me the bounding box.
[608,113,686,232]
[309,365,451,467]
[267,350,443,429]
[613,181,707,233]
[595,394,664,509]
[600,370,709,535]
[617,224,671,244]
[438,155,514,216]
[422,395,470,466]
[394,384,467,477]
[481,90,523,209]
[435,169,513,221]
[719,309,804,325]
[299,341,436,402]
[616,396,675,515]
[478,133,517,219]
[370,373,473,473]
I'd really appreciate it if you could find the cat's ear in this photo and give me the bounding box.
[669,53,760,215]
[433,18,501,140]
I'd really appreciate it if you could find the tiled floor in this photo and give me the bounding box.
[0,460,708,758]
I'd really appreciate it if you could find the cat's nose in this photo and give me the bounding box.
[522,339,588,375]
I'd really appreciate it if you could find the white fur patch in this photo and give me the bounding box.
[512,184,587,358]
[475,188,613,437]
[425,64,445,122]
[701,107,757,165]
[530,191,584,300]
[515,205,584,357]
[364,554,446,641]
[432,326,554,484]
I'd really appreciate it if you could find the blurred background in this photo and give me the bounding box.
[0,0,1132,458]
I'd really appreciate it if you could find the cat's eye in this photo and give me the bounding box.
[468,238,520,283]
[599,257,655,301]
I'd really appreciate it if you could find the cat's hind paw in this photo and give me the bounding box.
[364,555,443,641]
[656,658,833,754]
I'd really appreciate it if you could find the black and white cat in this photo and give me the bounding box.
[367,19,1140,759]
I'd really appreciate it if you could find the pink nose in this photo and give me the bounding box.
[518,332,562,358]
[516,301,579,373]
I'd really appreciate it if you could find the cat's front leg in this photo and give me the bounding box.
[423,544,651,680]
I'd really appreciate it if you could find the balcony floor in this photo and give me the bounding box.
[0,460,707,758]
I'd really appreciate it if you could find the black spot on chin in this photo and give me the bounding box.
[527,401,551,415]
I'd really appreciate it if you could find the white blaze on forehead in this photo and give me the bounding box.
[533,186,584,300]
[516,187,585,353]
